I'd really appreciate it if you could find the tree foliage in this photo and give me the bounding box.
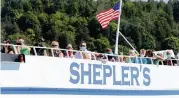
[1,0,179,53]
[162,37,179,52]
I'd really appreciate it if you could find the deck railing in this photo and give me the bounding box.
[1,43,179,66]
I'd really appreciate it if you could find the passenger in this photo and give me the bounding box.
[91,52,97,60]
[139,49,146,57]
[31,38,47,56]
[164,51,176,66]
[154,53,164,65]
[145,50,153,64]
[51,41,63,57]
[106,48,115,62]
[122,56,131,63]
[80,41,88,51]
[65,44,74,58]
[145,50,163,65]
[119,56,126,63]
[74,41,91,59]
[139,49,147,64]
[16,38,30,55]
[129,50,138,63]
[1,39,14,54]
[94,52,102,60]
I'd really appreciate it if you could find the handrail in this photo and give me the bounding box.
[1,43,179,66]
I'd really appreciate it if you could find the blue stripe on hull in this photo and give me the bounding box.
[1,63,20,70]
[1,87,179,95]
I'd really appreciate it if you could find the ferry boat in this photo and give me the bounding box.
[1,43,179,98]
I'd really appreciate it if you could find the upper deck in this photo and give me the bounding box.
[1,43,179,96]
[1,43,179,66]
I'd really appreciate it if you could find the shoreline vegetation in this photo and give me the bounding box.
[1,0,179,55]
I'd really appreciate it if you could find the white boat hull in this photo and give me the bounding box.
[1,55,179,98]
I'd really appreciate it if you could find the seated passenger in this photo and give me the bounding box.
[119,56,125,63]
[65,44,74,58]
[129,50,138,63]
[164,51,176,66]
[94,52,102,60]
[51,41,63,57]
[16,38,30,55]
[90,51,98,60]
[30,38,47,56]
[145,50,164,65]
[120,56,131,63]
[153,53,164,65]
[74,41,91,59]
[139,49,146,57]
[145,50,153,64]
[139,49,147,64]
[106,48,115,62]
[1,39,14,54]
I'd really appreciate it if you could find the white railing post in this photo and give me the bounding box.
[66,50,69,58]
[80,51,83,59]
[33,47,37,56]
[51,48,54,57]
[150,57,153,65]
[12,45,18,54]
[129,57,132,63]
[140,57,143,64]
[105,54,108,60]
[171,60,174,66]
[92,53,96,60]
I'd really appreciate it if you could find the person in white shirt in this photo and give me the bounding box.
[74,41,91,59]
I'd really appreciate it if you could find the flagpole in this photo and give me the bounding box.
[114,0,139,55]
[114,0,122,55]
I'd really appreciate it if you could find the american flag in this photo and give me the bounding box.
[96,2,121,29]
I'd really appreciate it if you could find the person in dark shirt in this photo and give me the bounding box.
[106,48,115,61]
[1,39,14,54]
[30,38,47,56]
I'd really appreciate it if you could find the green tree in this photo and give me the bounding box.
[1,0,179,53]
[142,33,156,49]
[58,26,76,49]
[7,33,32,45]
[162,37,179,52]
[117,45,130,55]
[26,28,35,41]
[23,0,32,12]
[66,0,78,16]
[18,11,40,35]
[30,0,43,13]
[173,1,179,22]
[94,37,110,53]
